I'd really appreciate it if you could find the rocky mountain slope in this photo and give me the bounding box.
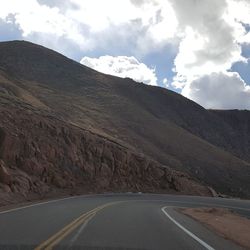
[0,41,250,204]
[0,103,212,206]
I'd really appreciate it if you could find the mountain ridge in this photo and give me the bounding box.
[0,40,250,204]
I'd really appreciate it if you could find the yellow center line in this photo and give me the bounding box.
[35,201,122,250]
[45,212,97,250]
[35,207,102,250]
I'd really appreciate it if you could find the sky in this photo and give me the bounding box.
[1,0,250,109]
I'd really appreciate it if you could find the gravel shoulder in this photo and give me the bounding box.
[180,207,250,249]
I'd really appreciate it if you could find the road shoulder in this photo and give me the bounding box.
[180,207,250,250]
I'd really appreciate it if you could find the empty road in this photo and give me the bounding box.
[0,194,250,249]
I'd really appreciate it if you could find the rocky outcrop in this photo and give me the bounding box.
[0,160,11,185]
[0,105,212,206]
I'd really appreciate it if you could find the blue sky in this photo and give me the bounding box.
[1,0,250,109]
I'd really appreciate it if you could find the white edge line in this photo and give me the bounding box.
[161,206,215,250]
[163,200,250,212]
[0,196,79,215]
[0,193,116,215]
[133,199,250,212]
[0,193,123,215]
[1,196,249,215]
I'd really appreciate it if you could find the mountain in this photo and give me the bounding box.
[0,40,250,205]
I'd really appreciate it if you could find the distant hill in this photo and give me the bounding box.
[0,41,250,204]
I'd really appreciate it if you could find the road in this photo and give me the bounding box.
[0,193,250,249]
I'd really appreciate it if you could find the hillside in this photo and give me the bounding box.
[0,40,250,204]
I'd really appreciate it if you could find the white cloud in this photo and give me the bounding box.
[80,55,158,86]
[137,0,178,50]
[166,0,250,109]
[227,0,250,29]
[0,0,93,50]
[169,0,246,83]
[182,72,250,109]
[0,0,178,54]
[1,0,250,65]
[162,78,169,88]
[1,0,250,109]
[226,0,250,45]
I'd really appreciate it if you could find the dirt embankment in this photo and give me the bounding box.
[181,207,250,249]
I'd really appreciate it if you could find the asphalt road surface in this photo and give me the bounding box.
[0,193,250,250]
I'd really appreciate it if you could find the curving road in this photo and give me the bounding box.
[0,194,250,249]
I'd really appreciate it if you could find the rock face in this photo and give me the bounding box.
[0,41,250,204]
[0,106,212,205]
[0,160,11,185]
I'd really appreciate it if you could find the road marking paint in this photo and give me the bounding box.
[35,201,121,250]
[1,195,249,215]
[35,206,105,250]
[69,212,96,247]
[130,199,250,212]
[161,206,215,250]
[35,208,101,250]
[44,212,96,250]
[0,194,110,215]
[0,196,79,215]
[163,200,250,212]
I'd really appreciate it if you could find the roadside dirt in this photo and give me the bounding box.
[180,207,250,249]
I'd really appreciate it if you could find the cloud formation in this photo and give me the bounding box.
[182,72,250,109]
[171,0,245,83]
[81,55,158,86]
[0,0,177,54]
[1,0,250,109]
[168,0,250,109]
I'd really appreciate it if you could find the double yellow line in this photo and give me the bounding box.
[35,201,121,250]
